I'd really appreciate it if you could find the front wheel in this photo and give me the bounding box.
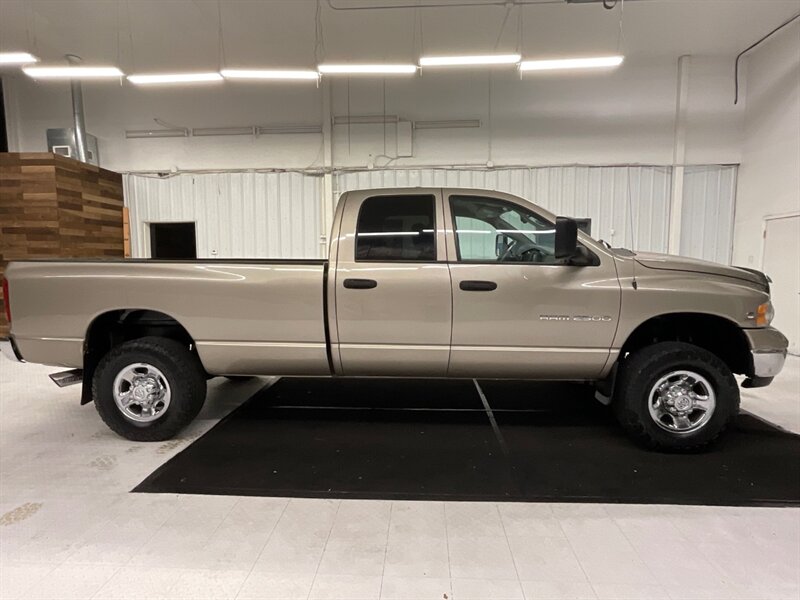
[93,336,207,441]
[613,342,740,451]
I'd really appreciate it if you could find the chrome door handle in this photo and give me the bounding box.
[459,280,497,291]
[343,278,378,289]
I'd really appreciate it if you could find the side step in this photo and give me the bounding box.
[49,369,83,388]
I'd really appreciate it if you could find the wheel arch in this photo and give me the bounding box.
[618,312,751,375]
[80,309,203,404]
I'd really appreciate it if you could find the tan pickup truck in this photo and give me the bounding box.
[1,188,788,450]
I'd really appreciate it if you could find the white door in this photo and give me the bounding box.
[763,215,800,355]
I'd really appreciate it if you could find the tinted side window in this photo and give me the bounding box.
[356,195,436,261]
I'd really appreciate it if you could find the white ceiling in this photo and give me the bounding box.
[0,0,798,74]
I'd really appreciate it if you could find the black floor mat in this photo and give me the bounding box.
[134,378,800,506]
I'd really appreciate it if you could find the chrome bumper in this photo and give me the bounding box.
[0,337,24,362]
[751,349,787,378]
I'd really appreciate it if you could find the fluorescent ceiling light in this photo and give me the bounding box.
[125,129,189,139]
[23,66,123,78]
[414,119,481,129]
[318,64,417,75]
[519,55,624,72]
[192,126,254,137]
[420,54,520,67]
[0,52,38,65]
[127,72,223,84]
[257,124,322,134]
[333,115,399,125]
[221,69,319,81]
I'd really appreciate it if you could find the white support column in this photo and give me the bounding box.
[320,78,335,258]
[3,75,23,151]
[668,54,691,255]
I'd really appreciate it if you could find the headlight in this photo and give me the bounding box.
[749,301,774,326]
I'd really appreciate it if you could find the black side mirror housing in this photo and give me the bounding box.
[554,216,578,260]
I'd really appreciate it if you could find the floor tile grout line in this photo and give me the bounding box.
[232,496,291,600]
[608,504,713,588]
[553,507,596,591]
[90,494,240,599]
[377,501,393,600]
[305,499,342,600]
[443,502,455,600]
[495,503,526,598]
[88,563,125,600]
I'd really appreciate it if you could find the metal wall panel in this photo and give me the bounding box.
[680,165,737,264]
[125,165,735,263]
[124,172,323,258]
[336,166,673,253]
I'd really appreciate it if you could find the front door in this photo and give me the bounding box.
[333,190,452,376]
[444,191,621,379]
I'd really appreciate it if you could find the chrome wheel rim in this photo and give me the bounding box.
[112,363,171,423]
[648,370,716,434]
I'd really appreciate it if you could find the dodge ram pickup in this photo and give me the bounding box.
[1,188,788,450]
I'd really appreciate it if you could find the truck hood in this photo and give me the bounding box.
[633,252,768,288]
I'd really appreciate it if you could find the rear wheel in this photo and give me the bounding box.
[93,336,206,441]
[614,342,739,451]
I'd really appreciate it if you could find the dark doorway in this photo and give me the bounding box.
[150,222,197,259]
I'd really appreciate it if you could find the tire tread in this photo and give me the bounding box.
[92,336,206,441]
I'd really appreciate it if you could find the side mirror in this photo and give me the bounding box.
[554,217,578,260]
[495,233,510,257]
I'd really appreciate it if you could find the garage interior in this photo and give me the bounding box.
[0,1,799,599]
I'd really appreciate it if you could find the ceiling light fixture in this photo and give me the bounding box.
[519,55,624,72]
[333,115,399,125]
[318,64,417,76]
[221,69,319,81]
[419,54,520,67]
[414,119,481,129]
[257,124,323,135]
[0,52,38,65]
[127,72,223,85]
[125,129,189,139]
[23,66,123,79]
[192,126,255,137]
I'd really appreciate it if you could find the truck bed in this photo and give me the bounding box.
[5,259,331,375]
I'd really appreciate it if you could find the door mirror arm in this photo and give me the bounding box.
[564,245,595,266]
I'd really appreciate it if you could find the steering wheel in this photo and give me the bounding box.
[499,239,544,262]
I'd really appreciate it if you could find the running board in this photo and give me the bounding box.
[49,369,83,388]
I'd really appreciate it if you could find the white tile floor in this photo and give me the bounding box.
[0,353,798,600]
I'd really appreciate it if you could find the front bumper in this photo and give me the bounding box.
[0,337,24,362]
[743,327,788,378]
[751,349,787,378]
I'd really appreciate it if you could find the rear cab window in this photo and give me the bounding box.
[355,195,436,262]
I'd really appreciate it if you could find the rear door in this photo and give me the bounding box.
[332,190,452,376]
[444,190,621,379]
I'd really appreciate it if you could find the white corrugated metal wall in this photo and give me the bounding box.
[125,172,322,259]
[124,165,736,262]
[337,166,696,255]
[680,165,737,264]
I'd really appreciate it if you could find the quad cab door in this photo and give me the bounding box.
[444,190,621,379]
[331,189,452,376]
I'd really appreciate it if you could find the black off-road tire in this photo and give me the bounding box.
[614,341,740,451]
[93,337,207,442]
